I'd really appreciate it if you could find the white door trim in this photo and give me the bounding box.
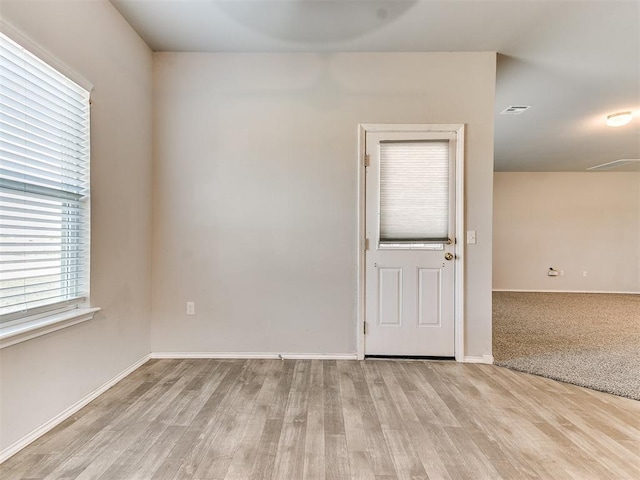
[356,124,466,361]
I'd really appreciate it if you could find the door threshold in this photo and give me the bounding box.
[365,355,455,361]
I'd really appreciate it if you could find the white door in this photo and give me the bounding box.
[364,129,457,357]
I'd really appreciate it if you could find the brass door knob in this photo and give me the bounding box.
[444,252,454,261]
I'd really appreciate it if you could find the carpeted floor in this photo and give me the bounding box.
[493,291,640,400]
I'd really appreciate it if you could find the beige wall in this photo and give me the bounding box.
[493,172,640,292]
[152,52,496,357]
[0,0,153,452]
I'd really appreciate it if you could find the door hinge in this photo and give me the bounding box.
[364,238,370,250]
[363,322,367,335]
[364,154,370,167]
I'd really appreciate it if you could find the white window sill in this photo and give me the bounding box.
[0,307,101,350]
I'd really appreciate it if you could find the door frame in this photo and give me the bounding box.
[356,124,466,361]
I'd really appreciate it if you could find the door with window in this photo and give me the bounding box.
[364,128,458,356]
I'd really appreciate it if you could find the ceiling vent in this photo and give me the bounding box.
[587,159,640,171]
[500,105,531,115]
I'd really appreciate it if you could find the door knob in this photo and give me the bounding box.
[444,252,454,261]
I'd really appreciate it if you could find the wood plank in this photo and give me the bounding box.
[271,361,310,480]
[323,361,350,479]
[337,361,368,453]
[302,360,325,480]
[349,361,397,477]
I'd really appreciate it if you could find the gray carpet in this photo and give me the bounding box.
[493,291,640,400]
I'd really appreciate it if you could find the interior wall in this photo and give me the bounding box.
[493,172,640,292]
[152,52,496,357]
[0,0,153,452]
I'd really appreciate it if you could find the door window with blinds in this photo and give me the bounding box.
[378,140,452,249]
[0,32,90,323]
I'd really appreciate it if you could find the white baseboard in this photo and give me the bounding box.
[493,289,639,294]
[151,352,358,360]
[279,353,358,360]
[0,354,151,464]
[463,355,494,364]
[147,352,496,363]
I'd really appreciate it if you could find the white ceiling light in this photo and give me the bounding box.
[606,111,632,127]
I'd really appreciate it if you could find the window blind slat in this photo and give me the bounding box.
[0,280,86,297]
[3,248,89,255]
[0,273,83,290]
[0,153,87,187]
[1,203,84,215]
[1,259,85,274]
[0,168,85,194]
[1,103,87,146]
[2,221,84,230]
[0,67,86,117]
[0,93,87,150]
[0,156,86,187]
[0,253,84,263]
[0,56,86,109]
[0,56,86,108]
[1,154,86,184]
[0,45,87,105]
[0,151,87,182]
[0,83,87,133]
[1,266,84,282]
[0,127,89,171]
[1,284,86,304]
[0,178,87,201]
[0,32,90,320]
[0,293,84,315]
[0,188,84,208]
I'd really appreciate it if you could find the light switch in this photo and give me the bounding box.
[466,230,477,244]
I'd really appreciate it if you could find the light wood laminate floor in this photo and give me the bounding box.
[2,359,640,479]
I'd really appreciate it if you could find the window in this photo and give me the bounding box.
[0,32,90,324]
[379,140,451,244]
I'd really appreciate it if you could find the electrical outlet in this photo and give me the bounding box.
[583,271,588,277]
[186,301,195,315]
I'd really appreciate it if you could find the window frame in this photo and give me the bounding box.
[0,23,98,348]
[378,138,455,247]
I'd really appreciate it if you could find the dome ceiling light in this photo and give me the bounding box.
[606,111,633,127]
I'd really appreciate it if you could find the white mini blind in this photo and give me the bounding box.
[379,140,449,242]
[0,32,90,321]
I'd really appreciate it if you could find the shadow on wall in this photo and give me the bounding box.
[214,1,417,43]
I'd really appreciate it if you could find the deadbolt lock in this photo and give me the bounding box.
[444,252,454,261]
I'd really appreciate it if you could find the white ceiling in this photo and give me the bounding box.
[111,0,640,172]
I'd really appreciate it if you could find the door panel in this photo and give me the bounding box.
[418,268,440,327]
[378,267,403,326]
[365,130,456,357]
